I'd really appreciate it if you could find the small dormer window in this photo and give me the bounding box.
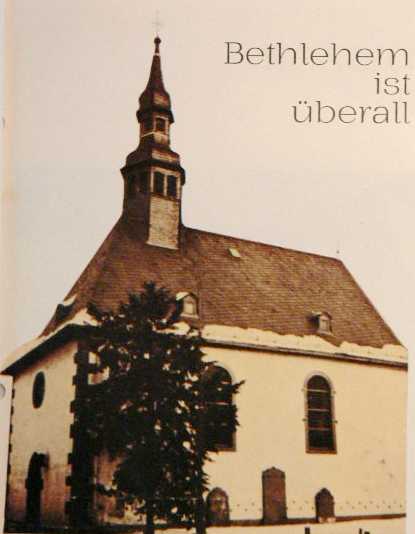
[183,295,198,317]
[155,117,166,132]
[228,247,241,258]
[176,292,198,318]
[55,294,77,323]
[313,312,332,335]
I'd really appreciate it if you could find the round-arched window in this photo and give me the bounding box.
[201,365,234,450]
[306,375,336,453]
[32,372,45,409]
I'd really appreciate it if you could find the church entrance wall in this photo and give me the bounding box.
[6,341,78,528]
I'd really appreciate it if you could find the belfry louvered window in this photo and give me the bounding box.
[143,117,152,132]
[154,172,164,195]
[167,175,177,198]
[306,375,336,453]
[155,117,166,132]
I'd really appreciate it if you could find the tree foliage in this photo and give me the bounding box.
[83,283,242,533]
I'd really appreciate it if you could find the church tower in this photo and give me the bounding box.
[121,37,185,249]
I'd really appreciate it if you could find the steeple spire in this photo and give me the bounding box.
[138,37,172,120]
[120,36,185,250]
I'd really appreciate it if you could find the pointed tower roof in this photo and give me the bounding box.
[137,36,173,122]
[124,36,184,178]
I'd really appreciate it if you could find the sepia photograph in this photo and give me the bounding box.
[1,2,414,534]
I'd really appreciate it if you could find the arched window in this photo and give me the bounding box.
[201,365,234,450]
[306,375,336,453]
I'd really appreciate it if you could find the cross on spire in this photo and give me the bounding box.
[153,10,162,37]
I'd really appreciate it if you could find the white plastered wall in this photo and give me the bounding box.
[6,341,77,526]
[93,335,406,528]
[204,345,407,521]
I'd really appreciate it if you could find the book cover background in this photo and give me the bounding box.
[1,0,414,531]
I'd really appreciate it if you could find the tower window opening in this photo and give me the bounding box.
[139,172,149,193]
[154,172,165,195]
[167,175,177,198]
[155,117,167,132]
[143,117,153,132]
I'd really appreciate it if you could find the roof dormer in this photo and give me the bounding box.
[311,311,333,336]
[176,292,199,319]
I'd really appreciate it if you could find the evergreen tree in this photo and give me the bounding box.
[83,283,242,534]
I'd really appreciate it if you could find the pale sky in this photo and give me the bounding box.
[1,0,415,527]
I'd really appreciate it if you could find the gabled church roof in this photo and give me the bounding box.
[42,217,400,349]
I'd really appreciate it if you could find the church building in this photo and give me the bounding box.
[2,37,407,532]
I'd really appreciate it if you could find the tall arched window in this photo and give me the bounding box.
[201,365,234,451]
[306,375,336,453]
